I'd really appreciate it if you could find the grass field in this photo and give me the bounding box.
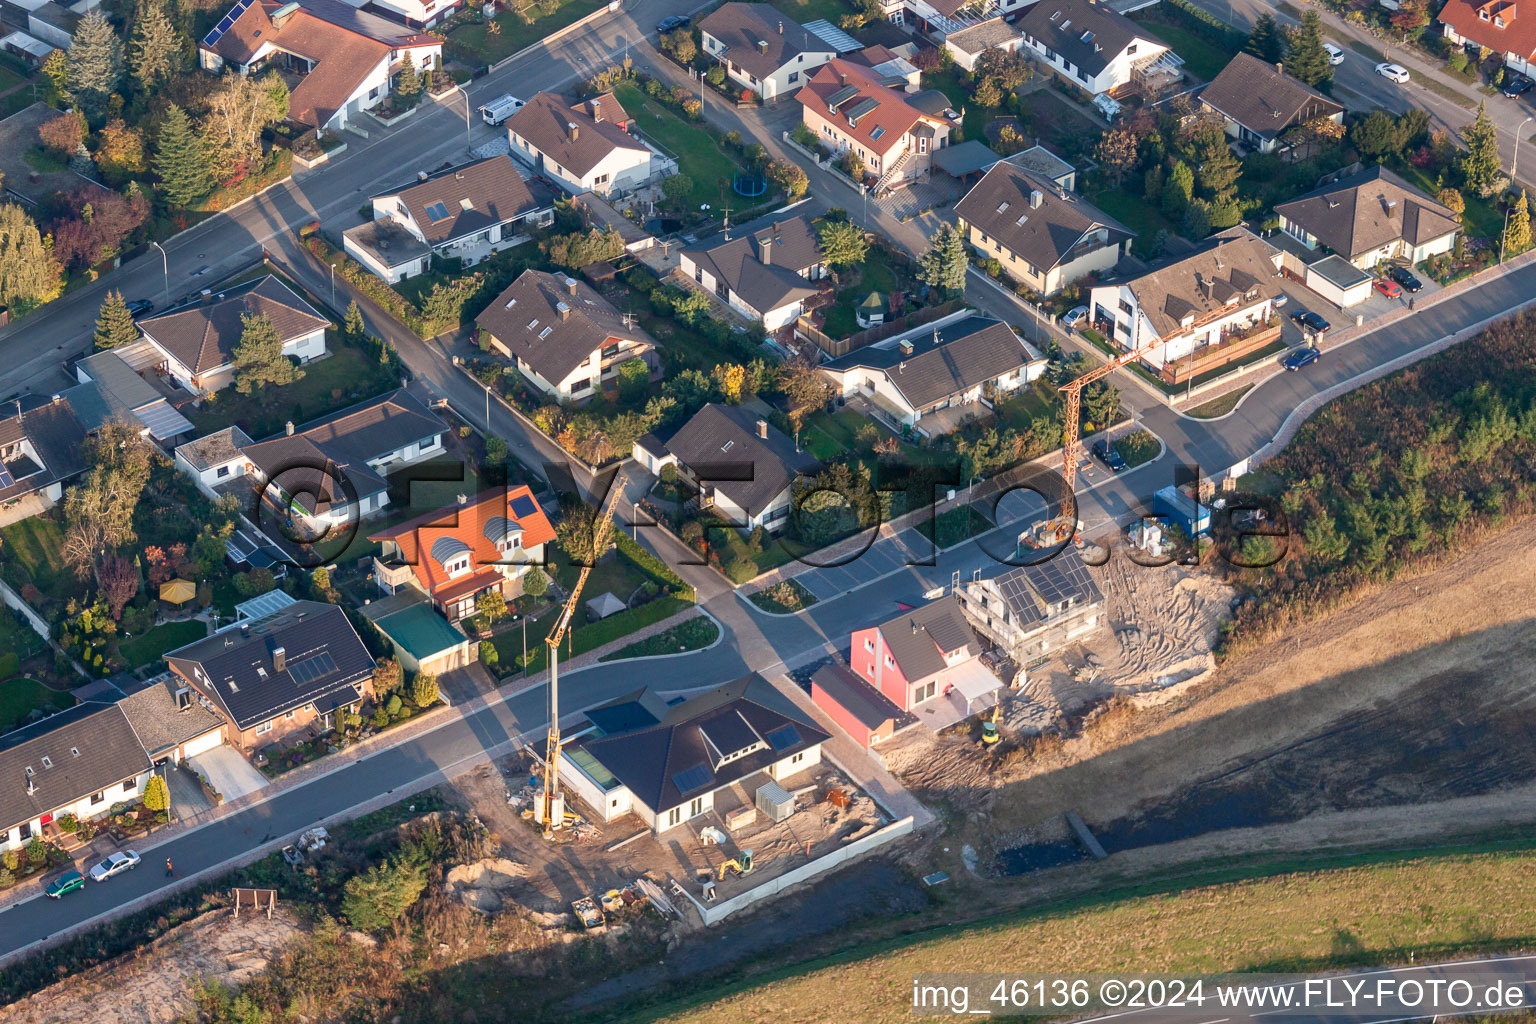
[443,0,612,64]
[613,83,744,215]
[914,505,992,549]
[820,249,901,338]
[598,614,718,661]
[1131,18,1230,82]
[0,677,75,734]
[118,619,209,670]
[186,336,400,440]
[0,514,72,604]
[634,841,1536,1023]
[1186,383,1253,419]
[1089,188,1181,255]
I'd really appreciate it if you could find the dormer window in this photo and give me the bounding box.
[1480,7,1490,17]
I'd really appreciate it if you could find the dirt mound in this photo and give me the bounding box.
[444,857,528,914]
[0,906,303,1024]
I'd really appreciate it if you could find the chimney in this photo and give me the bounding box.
[272,645,286,673]
[567,121,579,141]
[1275,61,1283,74]
[759,234,772,265]
[778,19,783,33]
[457,493,468,504]
[899,339,914,356]
[240,623,250,637]
[589,98,603,122]
[1029,188,1043,209]
[26,776,34,795]
[840,71,847,85]
[557,300,571,321]
[565,276,578,295]
[757,39,769,54]
[285,420,294,436]
[755,418,768,439]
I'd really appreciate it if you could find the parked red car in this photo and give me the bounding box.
[1374,278,1403,299]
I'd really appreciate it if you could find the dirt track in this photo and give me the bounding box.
[888,515,1536,871]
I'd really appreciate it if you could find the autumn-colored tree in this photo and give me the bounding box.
[95,120,147,180]
[39,111,85,155]
[97,553,139,619]
[1094,126,1139,186]
[712,363,746,404]
[202,72,284,177]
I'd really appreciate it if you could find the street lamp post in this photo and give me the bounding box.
[484,382,491,430]
[1512,115,1534,183]
[149,241,169,302]
[460,85,473,150]
[329,263,336,306]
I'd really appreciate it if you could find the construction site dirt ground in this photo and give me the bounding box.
[880,515,1536,879]
[442,756,887,922]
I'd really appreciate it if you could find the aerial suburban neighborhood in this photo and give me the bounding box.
[0,0,1534,1017]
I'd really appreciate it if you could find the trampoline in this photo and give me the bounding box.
[733,170,767,197]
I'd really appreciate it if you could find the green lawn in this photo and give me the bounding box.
[0,515,72,604]
[0,611,44,661]
[820,248,901,338]
[613,83,744,215]
[1113,429,1159,468]
[996,379,1062,432]
[769,0,855,25]
[1130,18,1231,82]
[494,593,691,675]
[914,505,993,548]
[1186,384,1253,419]
[0,65,25,92]
[443,0,613,65]
[598,614,718,661]
[1395,163,1502,239]
[800,425,844,461]
[1090,188,1182,255]
[118,619,209,670]
[0,677,75,734]
[186,334,401,439]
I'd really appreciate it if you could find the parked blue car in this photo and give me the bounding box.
[1283,346,1321,371]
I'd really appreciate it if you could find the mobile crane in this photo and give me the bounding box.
[538,484,622,838]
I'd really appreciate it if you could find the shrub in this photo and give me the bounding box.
[0,651,18,678]
[411,672,439,708]
[141,775,168,813]
[371,707,389,728]
[724,557,759,584]
[1,849,18,872]
[26,839,48,870]
[385,694,403,717]
[57,814,78,834]
[341,858,428,932]
[479,640,499,670]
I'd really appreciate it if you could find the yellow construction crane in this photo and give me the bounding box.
[539,484,622,838]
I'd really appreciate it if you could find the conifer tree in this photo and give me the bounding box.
[153,105,214,208]
[93,291,139,350]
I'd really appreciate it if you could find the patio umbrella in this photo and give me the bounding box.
[159,578,196,605]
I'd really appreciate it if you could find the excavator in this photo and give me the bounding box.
[537,482,623,839]
[717,849,756,879]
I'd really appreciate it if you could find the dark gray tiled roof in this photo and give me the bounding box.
[681,210,824,316]
[376,155,548,247]
[955,159,1132,273]
[822,317,1040,411]
[0,394,88,504]
[657,403,821,517]
[1199,53,1343,142]
[138,276,330,375]
[1017,0,1150,77]
[698,3,832,79]
[475,269,656,385]
[572,675,829,815]
[1273,166,1461,260]
[0,703,153,831]
[811,662,900,730]
[876,597,977,680]
[164,601,374,731]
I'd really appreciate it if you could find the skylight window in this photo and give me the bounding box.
[527,319,540,330]
[870,126,885,140]
[996,201,1010,213]
[424,201,450,222]
[459,198,474,210]
[538,326,552,339]
[41,756,52,769]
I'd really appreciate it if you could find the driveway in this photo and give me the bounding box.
[164,762,215,821]
[187,746,270,803]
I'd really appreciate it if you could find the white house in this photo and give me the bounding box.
[474,269,661,403]
[506,92,671,196]
[797,58,954,191]
[0,703,154,854]
[1273,166,1462,273]
[561,676,828,832]
[174,426,257,497]
[1016,0,1182,100]
[197,0,442,131]
[679,208,828,331]
[1439,0,1536,76]
[819,314,1047,435]
[1088,229,1283,374]
[698,3,838,100]
[368,0,462,28]
[632,404,822,534]
[344,155,556,283]
[0,393,87,528]
[137,276,331,397]
[239,388,449,533]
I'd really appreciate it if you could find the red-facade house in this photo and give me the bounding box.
[850,598,983,713]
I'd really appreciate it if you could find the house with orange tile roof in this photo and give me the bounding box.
[198,0,442,131]
[796,58,953,191]
[1441,0,1536,74]
[369,486,556,622]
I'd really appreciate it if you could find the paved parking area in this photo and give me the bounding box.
[188,746,269,802]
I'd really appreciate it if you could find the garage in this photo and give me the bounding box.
[1304,254,1375,309]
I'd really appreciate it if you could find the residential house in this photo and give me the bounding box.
[137,276,331,397]
[954,158,1134,295]
[1016,0,1181,101]
[475,269,660,402]
[679,208,829,331]
[797,57,954,190]
[0,393,87,527]
[956,549,1105,665]
[358,591,476,675]
[65,343,194,443]
[844,44,923,90]
[116,675,226,766]
[369,484,556,621]
[173,426,256,497]
[810,661,900,748]
[165,600,375,752]
[944,18,1024,72]
[560,675,829,832]
[1440,0,1536,75]
[850,597,1002,717]
[239,388,449,533]
[367,0,462,29]
[819,314,1047,436]
[698,3,837,100]
[1199,53,1345,154]
[1273,166,1461,306]
[0,703,154,853]
[632,404,822,533]
[197,0,443,131]
[1088,228,1283,379]
[506,91,670,196]
[344,155,557,283]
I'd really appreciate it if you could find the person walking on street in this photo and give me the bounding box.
[165,857,174,878]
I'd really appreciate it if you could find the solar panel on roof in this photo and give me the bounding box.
[671,763,713,795]
[202,0,257,48]
[287,651,337,686]
[0,466,14,490]
[766,724,801,752]
[509,494,537,518]
[1028,555,1093,606]
[424,201,451,222]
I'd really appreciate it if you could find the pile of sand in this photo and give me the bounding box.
[1,906,303,1024]
[444,857,527,914]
